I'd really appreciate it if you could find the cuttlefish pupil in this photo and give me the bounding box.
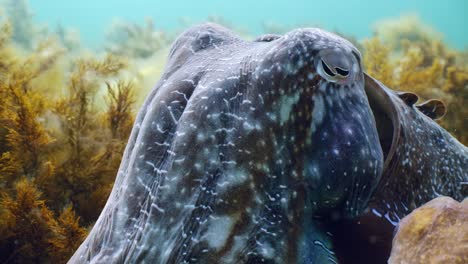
[317,49,355,84]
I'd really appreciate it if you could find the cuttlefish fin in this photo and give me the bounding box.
[416,99,446,120]
[396,91,419,106]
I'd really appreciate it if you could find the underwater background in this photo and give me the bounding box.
[0,0,466,263]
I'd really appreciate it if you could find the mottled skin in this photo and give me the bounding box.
[365,75,466,221]
[329,75,467,263]
[69,24,467,264]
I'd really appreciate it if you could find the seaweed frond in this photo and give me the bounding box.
[48,54,128,222]
[1,82,51,177]
[440,65,468,143]
[372,15,442,51]
[396,45,445,96]
[2,0,35,49]
[106,80,135,139]
[48,204,87,263]
[0,22,14,79]
[0,8,143,263]
[0,178,59,263]
[0,34,62,182]
[0,22,12,49]
[106,17,169,58]
[363,37,395,87]
[366,16,468,144]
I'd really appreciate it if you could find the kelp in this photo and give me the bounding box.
[1,0,35,49]
[48,205,87,263]
[1,0,68,52]
[0,37,62,186]
[0,178,59,263]
[55,24,81,52]
[0,178,87,263]
[362,26,468,144]
[105,80,136,140]
[0,19,136,263]
[106,17,169,58]
[372,15,442,52]
[43,54,128,222]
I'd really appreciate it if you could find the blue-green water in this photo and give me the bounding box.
[27,0,467,49]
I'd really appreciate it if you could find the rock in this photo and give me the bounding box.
[389,196,468,264]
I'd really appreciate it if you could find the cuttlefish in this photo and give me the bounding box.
[69,24,467,264]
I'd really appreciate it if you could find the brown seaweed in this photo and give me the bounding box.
[0,19,136,262]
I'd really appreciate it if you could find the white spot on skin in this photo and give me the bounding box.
[311,93,325,132]
[259,241,275,259]
[279,92,300,124]
[203,215,236,249]
[332,148,340,155]
[217,168,248,192]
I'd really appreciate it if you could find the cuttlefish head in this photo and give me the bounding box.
[254,29,385,218]
[300,31,384,218]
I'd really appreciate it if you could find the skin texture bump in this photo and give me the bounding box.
[69,24,467,264]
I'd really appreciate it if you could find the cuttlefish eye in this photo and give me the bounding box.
[317,50,355,83]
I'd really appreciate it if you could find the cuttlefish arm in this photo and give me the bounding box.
[363,73,467,223]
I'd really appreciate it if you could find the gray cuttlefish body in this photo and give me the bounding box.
[69,24,467,264]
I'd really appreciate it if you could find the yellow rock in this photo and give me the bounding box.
[389,196,468,264]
